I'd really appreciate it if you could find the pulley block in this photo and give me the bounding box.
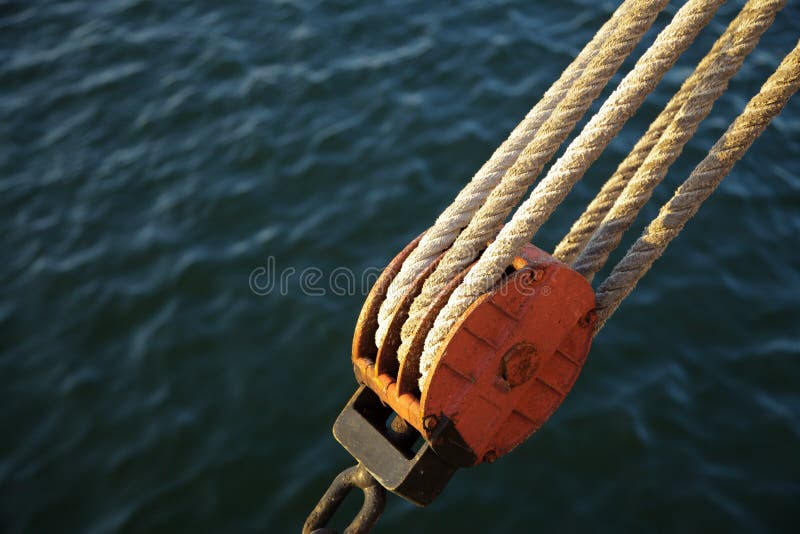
[305,232,596,533]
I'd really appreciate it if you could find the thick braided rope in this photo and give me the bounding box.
[373,0,639,346]
[594,41,800,331]
[396,0,668,357]
[419,0,724,386]
[552,0,765,265]
[572,0,785,281]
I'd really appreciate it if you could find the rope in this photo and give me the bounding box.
[572,0,785,281]
[594,40,800,331]
[419,0,724,386]
[552,0,770,265]
[395,0,669,356]
[373,0,645,347]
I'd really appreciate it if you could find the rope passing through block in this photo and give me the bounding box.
[374,0,667,348]
[333,233,596,506]
[305,1,800,531]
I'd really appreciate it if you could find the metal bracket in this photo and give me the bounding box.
[332,385,463,506]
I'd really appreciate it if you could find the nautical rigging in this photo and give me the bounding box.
[303,1,800,531]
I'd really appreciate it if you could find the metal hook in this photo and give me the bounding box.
[303,464,386,534]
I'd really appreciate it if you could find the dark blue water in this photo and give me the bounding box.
[2,1,799,532]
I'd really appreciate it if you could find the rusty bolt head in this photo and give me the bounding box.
[499,342,538,388]
[516,267,545,292]
[484,450,497,464]
[423,414,439,432]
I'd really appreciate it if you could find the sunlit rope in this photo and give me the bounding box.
[418,0,725,386]
[395,0,670,359]
[594,40,800,331]
[374,0,655,348]
[552,0,778,265]
[572,0,785,281]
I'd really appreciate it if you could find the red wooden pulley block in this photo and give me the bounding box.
[349,232,597,468]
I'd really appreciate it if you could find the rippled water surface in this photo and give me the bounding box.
[2,1,800,532]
